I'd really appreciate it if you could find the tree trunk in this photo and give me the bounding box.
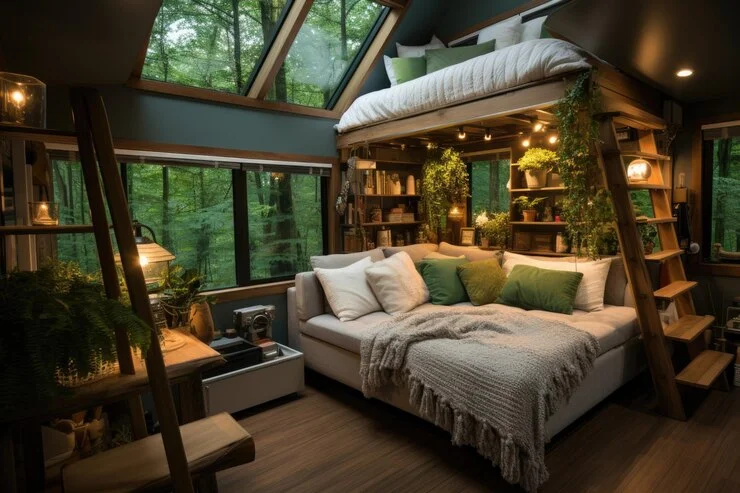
[231,0,243,92]
[260,0,288,101]
[269,174,297,276]
[489,160,499,212]
[341,0,348,60]
[713,138,731,245]
[162,166,170,247]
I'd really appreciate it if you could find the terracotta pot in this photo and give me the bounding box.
[189,302,215,344]
[522,210,537,222]
[644,241,655,255]
[524,169,548,189]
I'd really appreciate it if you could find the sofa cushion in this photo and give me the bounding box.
[365,251,429,314]
[457,258,507,306]
[303,312,392,353]
[497,264,583,315]
[382,243,438,262]
[310,248,384,269]
[314,257,381,321]
[295,272,325,322]
[438,242,501,262]
[418,257,469,305]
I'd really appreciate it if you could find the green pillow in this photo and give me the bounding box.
[456,258,507,306]
[419,258,469,305]
[496,264,583,315]
[425,39,496,74]
[390,56,427,84]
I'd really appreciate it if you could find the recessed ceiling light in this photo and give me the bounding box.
[676,68,694,78]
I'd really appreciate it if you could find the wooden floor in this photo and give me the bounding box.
[217,371,740,493]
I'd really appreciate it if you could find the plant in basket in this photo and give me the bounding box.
[513,196,546,222]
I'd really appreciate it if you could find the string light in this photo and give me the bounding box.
[548,134,559,145]
[426,141,435,150]
[521,137,531,147]
[457,127,466,140]
[484,128,492,141]
[400,143,406,151]
[532,121,545,132]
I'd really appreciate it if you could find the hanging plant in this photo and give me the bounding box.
[555,71,613,259]
[420,147,470,237]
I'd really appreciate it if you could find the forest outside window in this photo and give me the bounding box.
[470,150,511,217]
[702,123,740,262]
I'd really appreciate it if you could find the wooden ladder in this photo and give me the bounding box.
[596,114,734,420]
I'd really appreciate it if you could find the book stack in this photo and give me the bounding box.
[254,338,280,361]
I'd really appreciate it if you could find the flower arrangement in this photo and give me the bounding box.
[480,212,510,248]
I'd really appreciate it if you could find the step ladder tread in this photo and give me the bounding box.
[664,315,715,342]
[628,183,670,190]
[645,249,683,262]
[63,413,255,493]
[620,150,672,161]
[654,280,698,300]
[675,350,734,389]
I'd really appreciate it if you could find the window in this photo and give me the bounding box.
[50,153,328,289]
[266,0,387,108]
[702,124,740,260]
[142,0,291,94]
[469,151,511,216]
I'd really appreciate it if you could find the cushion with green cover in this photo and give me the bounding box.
[418,258,469,305]
[390,56,427,84]
[425,39,496,74]
[456,258,507,306]
[496,264,583,314]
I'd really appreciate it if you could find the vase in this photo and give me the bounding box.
[522,210,537,222]
[406,175,416,195]
[480,237,490,248]
[390,180,402,195]
[524,170,547,189]
[189,302,215,344]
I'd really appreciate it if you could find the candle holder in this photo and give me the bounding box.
[1,72,46,127]
[30,201,59,226]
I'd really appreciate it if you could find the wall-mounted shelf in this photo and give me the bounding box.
[341,221,422,228]
[510,187,565,193]
[510,221,566,227]
[0,224,94,235]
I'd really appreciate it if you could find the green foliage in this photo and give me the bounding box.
[0,261,152,412]
[160,264,212,326]
[637,222,658,246]
[513,195,546,212]
[470,158,510,215]
[420,148,470,234]
[555,70,613,259]
[480,212,510,247]
[517,147,558,172]
[710,137,740,253]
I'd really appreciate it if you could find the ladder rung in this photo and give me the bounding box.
[645,249,683,262]
[664,315,715,343]
[675,350,734,389]
[654,280,697,300]
[628,183,670,190]
[621,151,672,161]
[646,217,677,225]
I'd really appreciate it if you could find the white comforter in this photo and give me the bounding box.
[336,38,591,133]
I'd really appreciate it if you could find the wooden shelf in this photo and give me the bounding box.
[510,221,566,226]
[510,250,573,257]
[645,249,683,262]
[0,224,94,235]
[654,280,697,300]
[636,217,676,225]
[675,350,734,389]
[510,186,565,193]
[628,183,670,190]
[343,221,422,227]
[664,315,715,343]
[620,151,671,161]
[0,123,76,143]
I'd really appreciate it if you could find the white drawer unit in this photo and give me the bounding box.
[203,344,305,415]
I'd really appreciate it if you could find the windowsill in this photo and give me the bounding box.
[205,280,295,303]
[688,262,740,278]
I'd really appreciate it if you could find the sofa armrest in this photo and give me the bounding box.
[295,272,325,322]
[287,287,301,350]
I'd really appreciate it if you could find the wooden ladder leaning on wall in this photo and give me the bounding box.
[596,113,734,421]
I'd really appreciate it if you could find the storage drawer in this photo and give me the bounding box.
[203,344,305,415]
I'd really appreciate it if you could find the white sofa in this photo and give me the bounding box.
[287,243,645,437]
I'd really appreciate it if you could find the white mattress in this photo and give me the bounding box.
[336,38,591,133]
[301,303,638,356]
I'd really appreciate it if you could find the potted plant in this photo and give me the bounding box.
[517,147,558,189]
[420,148,470,240]
[160,265,214,341]
[474,211,490,247]
[513,196,546,222]
[480,212,510,249]
[637,222,658,254]
[0,261,152,412]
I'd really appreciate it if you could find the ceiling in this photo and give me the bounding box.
[547,0,740,103]
[0,0,161,85]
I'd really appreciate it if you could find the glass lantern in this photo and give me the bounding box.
[0,72,46,127]
[627,158,652,183]
[30,201,59,225]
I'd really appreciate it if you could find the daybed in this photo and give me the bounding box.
[287,243,645,441]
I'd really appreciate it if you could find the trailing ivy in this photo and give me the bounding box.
[555,70,613,259]
[420,147,470,237]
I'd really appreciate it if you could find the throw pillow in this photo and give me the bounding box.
[418,258,469,305]
[390,56,427,84]
[365,251,429,315]
[383,243,439,261]
[520,15,548,42]
[426,39,496,74]
[496,264,583,315]
[457,258,507,306]
[383,55,399,86]
[396,35,445,58]
[314,257,382,321]
[502,252,612,312]
[311,248,384,269]
[438,241,501,262]
[476,16,522,49]
[424,252,465,260]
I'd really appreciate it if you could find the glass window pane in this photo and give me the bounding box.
[471,158,510,215]
[127,164,236,289]
[711,137,740,253]
[267,0,385,108]
[247,171,323,280]
[142,0,289,94]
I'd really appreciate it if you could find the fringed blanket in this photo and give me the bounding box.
[360,306,599,492]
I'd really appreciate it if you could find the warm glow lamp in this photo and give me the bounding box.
[627,158,652,183]
[114,221,176,286]
[448,205,464,222]
[0,72,46,127]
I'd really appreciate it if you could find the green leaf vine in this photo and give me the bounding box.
[420,147,470,236]
[555,70,614,259]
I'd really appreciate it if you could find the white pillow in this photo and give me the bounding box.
[520,16,547,42]
[477,17,522,49]
[423,252,465,260]
[365,251,429,315]
[396,35,445,58]
[383,55,399,87]
[502,252,612,312]
[314,257,382,321]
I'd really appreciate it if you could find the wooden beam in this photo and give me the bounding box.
[333,5,410,114]
[128,78,340,120]
[443,0,554,44]
[375,0,407,8]
[336,77,568,148]
[247,0,315,99]
[130,0,163,79]
[599,88,666,129]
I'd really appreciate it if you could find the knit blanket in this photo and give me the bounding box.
[360,306,599,492]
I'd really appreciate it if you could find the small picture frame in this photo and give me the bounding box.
[460,227,475,246]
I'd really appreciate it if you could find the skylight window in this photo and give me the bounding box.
[266,0,387,108]
[142,0,291,94]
